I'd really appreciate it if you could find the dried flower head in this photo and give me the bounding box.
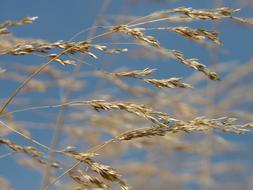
[112,68,156,78]
[0,16,38,35]
[173,7,239,20]
[172,50,220,80]
[170,26,221,45]
[112,25,160,47]
[86,100,170,124]
[143,78,192,88]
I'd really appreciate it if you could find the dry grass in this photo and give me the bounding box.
[0,1,253,190]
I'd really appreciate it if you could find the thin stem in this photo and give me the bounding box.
[86,139,116,154]
[0,152,15,159]
[42,1,112,189]
[0,120,51,151]
[43,161,81,190]
[87,0,111,39]
[128,16,172,28]
[126,10,173,26]
[40,99,69,190]
[69,25,109,41]
[0,24,116,116]
[0,101,85,118]
[0,48,71,115]
[86,30,116,42]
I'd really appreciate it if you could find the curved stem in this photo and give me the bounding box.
[0,120,51,151]
[0,48,70,115]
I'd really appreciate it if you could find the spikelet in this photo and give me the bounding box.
[171,50,220,80]
[170,26,221,45]
[143,78,192,88]
[116,117,252,141]
[0,16,38,35]
[112,25,160,47]
[112,68,156,78]
[65,150,132,190]
[117,126,170,141]
[0,138,59,168]
[48,54,76,66]
[69,169,109,189]
[173,7,239,20]
[86,100,170,124]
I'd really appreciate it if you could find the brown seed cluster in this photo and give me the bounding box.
[95,70,152,95]
[170,117,252,134]
[69,169,109,189]
[173,7,239,20]
[108,68,192,89]
[112,68,155,78]
[3,40,90,56]
[144,78,192,88]
[48,54,76,66]
[3,40,128,64]
[170,27,221,45]
[0,138,59,168]
[117,126,170,141]
[66,150,131,190]
[0,16,38,35]
[116,117,252,141]
[86,99,170,124]
[172,50,220,80]
[112,25,160,47]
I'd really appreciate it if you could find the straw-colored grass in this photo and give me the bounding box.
[1,2,253,190]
